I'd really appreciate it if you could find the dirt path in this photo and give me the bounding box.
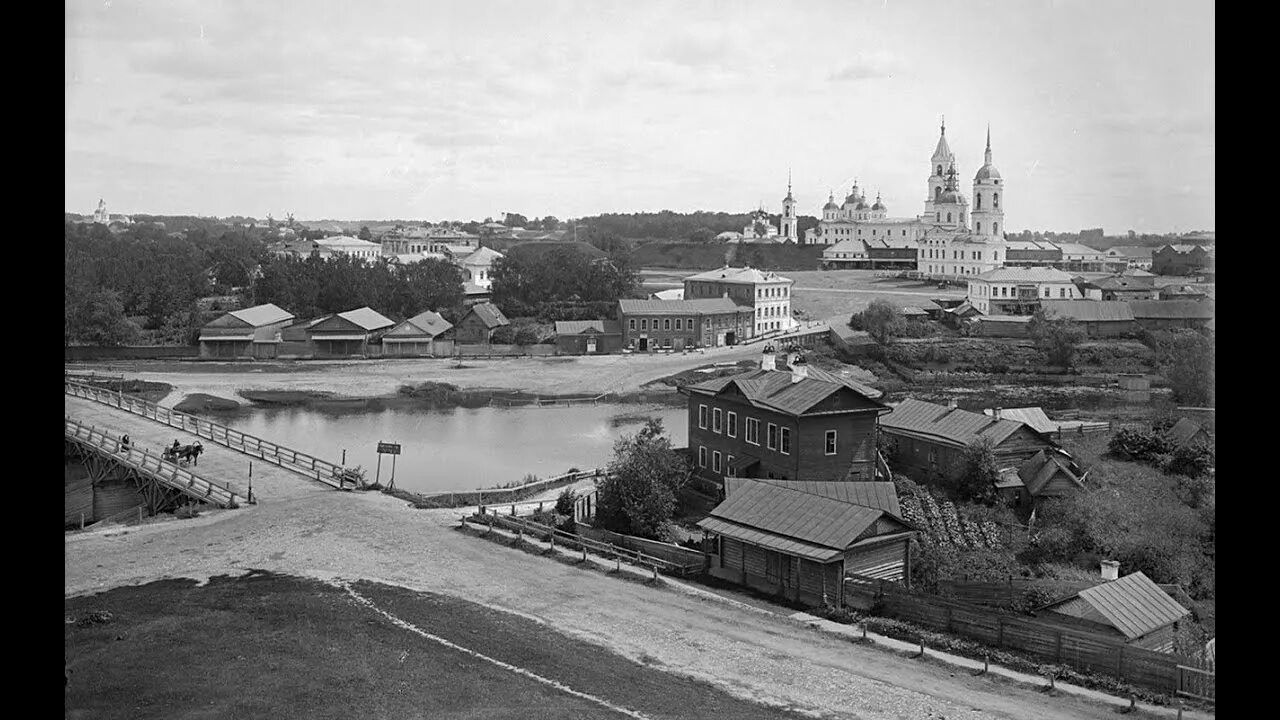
[68,399,1136,720]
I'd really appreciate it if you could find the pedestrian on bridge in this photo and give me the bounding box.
[119,434,131,452]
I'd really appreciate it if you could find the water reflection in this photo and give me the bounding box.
[221,404,686,493]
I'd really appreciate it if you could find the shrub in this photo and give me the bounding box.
[554,488,578,516]
[1107,428,1173,463]
[514,326,541,346]
[490,325,517,344]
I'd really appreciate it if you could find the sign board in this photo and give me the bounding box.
[377,442,401,455]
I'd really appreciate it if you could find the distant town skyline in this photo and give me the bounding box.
[66,0,1214,234]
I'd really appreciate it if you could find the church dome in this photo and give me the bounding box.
[855,201,869,210]
[823,199,839,211]
[872,200,885,211]
[844,193,859,206]
[974,164,1001,181]
[937,189,964,204]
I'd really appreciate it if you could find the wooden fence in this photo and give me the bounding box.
[843,574,1213,699]
[936,577,1101,609]
[471,512,704,577]
[406,468,604,509]
[65,418,245,509]
[65,381,360,490]
[574,523,705,569]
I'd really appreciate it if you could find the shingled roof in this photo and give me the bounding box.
[727,478,901,516]
[880,398,1030,448]
[227,303,294,327]
[464,303,510,329]
[385,310,453,339]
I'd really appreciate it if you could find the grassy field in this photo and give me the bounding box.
[64,572,815,720]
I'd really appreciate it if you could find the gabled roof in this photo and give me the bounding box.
[1092,275,1156,291]
[649,288,684,301]
[464,302,510,328]
[824,239,867,255]
[1106,246,1155,259]
[1043,571,1189,640]
[733,478,901,516]
[698,479,908,562]
[315,235,380,250]
[386,310,453,339]
[462,246,504,264]
[617,298,747,316]
[335,307,395,331]
[983,407,1056,434]
[1168,417,1208,447]
[880,398,1031,448]
[554,320,622,335]
[1017,449,1084,495]
[224,303,294,328]
[1129,300,1215,320]
[1040,300,1135,322]
[684,367,886,415]
[683,265,792,285]
[1053,243,1106,257]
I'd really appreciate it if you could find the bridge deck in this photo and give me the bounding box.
[65,396,330,502]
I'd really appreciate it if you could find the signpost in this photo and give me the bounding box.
[375,442,401,490]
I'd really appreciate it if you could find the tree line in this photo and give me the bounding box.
[252,255,466,324]
[489,245,640,321]
[567,210,819,243]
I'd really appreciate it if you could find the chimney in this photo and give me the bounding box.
[761,343,776,371]
[1100,560,1120,581]
[946,398,958,409]
[994,406,1002,420]
[790,354,808,383]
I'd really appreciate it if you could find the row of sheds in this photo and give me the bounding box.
[197,302,512,359]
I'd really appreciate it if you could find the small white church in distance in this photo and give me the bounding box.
[757,119,1011,278]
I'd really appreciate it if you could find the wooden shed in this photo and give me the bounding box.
[1039,571,1190,653]
[454,303,510,344]
[699,478,915,607]
[554,320,623,355]
[309,307,394,358]
[198,303,295,359]
[1039,300,1137,338]
[382,310,453,357]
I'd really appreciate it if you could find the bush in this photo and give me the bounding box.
[490,325,517,344]
[1166,441,1215,479]
[1107,428,1173,463]
[514,326,541,346]
[554,488,578,516]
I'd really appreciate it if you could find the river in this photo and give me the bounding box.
[221,403,687,494]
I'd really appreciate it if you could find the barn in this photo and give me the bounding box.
[454,303,510,344]
[308,307,395,358]
[198,303,295,359]
[699,478,915,607]
[382,310,454,358]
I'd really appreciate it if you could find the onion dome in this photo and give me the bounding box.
[822,192,839,211]
[871,192,885,211]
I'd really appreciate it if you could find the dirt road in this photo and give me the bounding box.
[68,396,1134,720]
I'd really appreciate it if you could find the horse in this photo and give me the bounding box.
[164,442,204,467]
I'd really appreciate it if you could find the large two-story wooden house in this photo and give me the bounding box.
[679,346,891,488]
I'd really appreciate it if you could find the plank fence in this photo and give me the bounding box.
[469,512,704,577]
[401,468,604,509]
[844,574,1213,700]
[65,380,360,490]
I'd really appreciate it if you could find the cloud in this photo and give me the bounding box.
[828,52,902,82]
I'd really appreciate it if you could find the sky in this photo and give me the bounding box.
[65,0,1215,233]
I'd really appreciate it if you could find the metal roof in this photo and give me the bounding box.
[1091,275,1156,290]
[1106,246,1155,259]
[1040,300,1135,322]
[697,516,842,562]
[683,265,792,285]
[685,368,886,416]
[984,407,1057,434]
[336,307,395,331]
[974,266,1076,283]
[461,247,504,264]
[554,320,622,335]
[1016,450,1084,496]
[880,398,1028,448]
[1050,572,1190,640]
[1128,300,1215,319]
[617,298,747,316]
[699,479,892,555]
[1168,417,1207,447]
[227,303,294,328]
[732,478,902,517]
[386,310,453,338]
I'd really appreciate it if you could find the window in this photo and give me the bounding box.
[1059,288,1067,298]
[713,408,722,433]
[698,446,707,468]
[746,418,760,445]
[825,430,837,455]
[727,411,737,438]
[976,222,981,233]
[641,318,648,331]
[628,319,636,330]
[726,455,735,477]
[1044,287,1051,297]
[993,193,999,208]
[664,318,671,330]
[712,451,721,473]
[767,423,778,450]
[698,404,707,429]
[675,318,682,330]
[779,427,791,455]
[976,194,982,210]
[663,338,671,348]
[947,213,952,223]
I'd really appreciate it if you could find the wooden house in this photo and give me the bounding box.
[879,399,1060,485]
[1129,300,1215,331]
[382,310,453,357]
[554,320,624,355]
[198,303,294,359]
[454,303,510,344]
[1167,417,1211,448]
[699,478,916,607]
[1039,300,1136,338]
[1038,571,1190,653]
[308,307,394,358]
[994,448,1086,507]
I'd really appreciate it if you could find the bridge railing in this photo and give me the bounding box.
[64,417,244,508]
[65,380,358,490]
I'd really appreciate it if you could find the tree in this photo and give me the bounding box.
[64,287,140,347]
[1163,330,1214,406]
[503,212,528,228]
[1028,311,1086,369]
[688,227,715,243]
[540,216,559,231]
[861,299,900,345]
[957,438,999,505]
[358,225,372,241]
[595,419,691,540]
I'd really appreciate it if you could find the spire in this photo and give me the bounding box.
[785,169,793,202]
[941,115,946,136]
[984,124,993,165]
[932,116,954,164]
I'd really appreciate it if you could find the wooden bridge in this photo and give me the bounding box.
[65,417,245,513]
[65,380,362,491]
